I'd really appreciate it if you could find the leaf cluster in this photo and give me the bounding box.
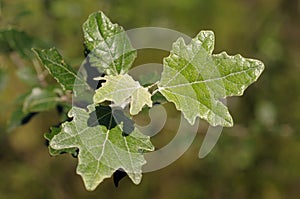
[1,11,264,191]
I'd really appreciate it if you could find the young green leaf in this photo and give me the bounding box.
[32,48,89,92]
[0,28,44,59]
[158,31,264,127]
[7,87,65,131]
[7,91,35,131]
[23,87,60,113]
[93,74,152,115]
[83,11,137,75]
[50,106,154,191]
[7,109,36,131]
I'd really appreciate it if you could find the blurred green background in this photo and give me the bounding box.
[0,0,299,198]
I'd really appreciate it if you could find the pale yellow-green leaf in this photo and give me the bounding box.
[94,74,152,115]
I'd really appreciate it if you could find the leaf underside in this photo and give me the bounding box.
[158,31,264,127]
[49,106,154,191]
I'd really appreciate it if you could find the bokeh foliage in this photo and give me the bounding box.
[0,0,299,198]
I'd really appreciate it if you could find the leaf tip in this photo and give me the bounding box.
[196,30,215,53]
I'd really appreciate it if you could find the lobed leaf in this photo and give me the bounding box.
[93,74,152,115]
[50,106,154,190]
[158,31,264,126]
